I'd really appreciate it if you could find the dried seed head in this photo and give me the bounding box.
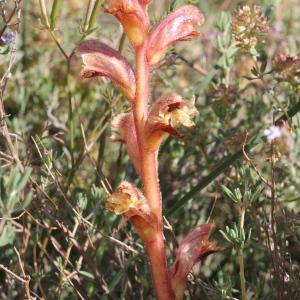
[232,5,269,52]
[273,53,300,86]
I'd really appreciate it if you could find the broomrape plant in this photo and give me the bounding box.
[78,1,219,299]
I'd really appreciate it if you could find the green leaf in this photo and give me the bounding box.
[0,45,10,55]
[50,0,63,30]
[0,223,14,247]
[250,185,264,203]
[219,230,232,244]
[38,0,50,28]
[221,185,236,201]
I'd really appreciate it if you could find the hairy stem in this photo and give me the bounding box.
[238,249,247,300]
[134,46,160,216]
[133,46,174,299]
[239,204,247,300]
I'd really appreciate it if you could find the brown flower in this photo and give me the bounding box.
[170,224,220,300]
[106,182,158,242]
[232,5,268,51]
[145,93,198,151]
[106,181,147,215]
[273,53,300,86]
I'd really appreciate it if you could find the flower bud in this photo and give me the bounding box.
[145,93,198,151]
[146,5,204,65]
[171,224,220,300]
[105,0,149,48]
[77,40,136,101]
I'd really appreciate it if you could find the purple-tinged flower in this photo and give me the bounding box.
[264,126,281,141]
[77,40,136,101]
[1,31,16,45]
[170,224,220,300]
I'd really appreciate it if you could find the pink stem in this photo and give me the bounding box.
[133,45,174,299]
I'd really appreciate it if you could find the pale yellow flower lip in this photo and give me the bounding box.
[106,181,149,218]
[106,191,144,215]
[144,93,198,151]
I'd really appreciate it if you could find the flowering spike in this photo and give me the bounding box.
[111,113,141,174]
[106,182,158,242]
[105,0,149,48]
[146,5,204,65]
[77,40,136,101]
[145,93,198,151]
[170,224,220,300]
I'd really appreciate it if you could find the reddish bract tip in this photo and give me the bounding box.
[170,224,220,300]
[77,40,136,101]
[146,5,205,65]
[138,0,151,6]
[105,0,149,47]
[145,93,198,151]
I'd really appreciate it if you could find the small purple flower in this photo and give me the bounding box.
[1,31,16,45]
[264,125,281,141]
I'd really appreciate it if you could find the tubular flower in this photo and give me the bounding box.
[111,113,141,174]
[106,181,147,216]
[77,40,136,101]
[105,0,149,48]
[170,224,220,300]
[145,93,198,151]
[146,5,205,65]
[106,182,158,242]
